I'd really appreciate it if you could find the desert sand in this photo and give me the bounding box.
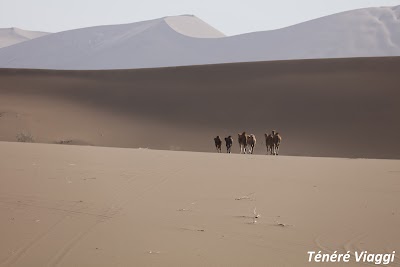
[0,141,399,266]
[0,57,399,159]
[0,56,399,266]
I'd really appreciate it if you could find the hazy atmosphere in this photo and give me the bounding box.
[1,0,400,35]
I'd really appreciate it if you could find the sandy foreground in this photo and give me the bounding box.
[0,141,399,266]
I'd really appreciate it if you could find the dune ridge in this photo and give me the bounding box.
[0,28,49,49]
[0,6,400,69]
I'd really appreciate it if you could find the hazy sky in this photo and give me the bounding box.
[1,0,400,35]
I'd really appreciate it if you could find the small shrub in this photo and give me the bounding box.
[56,139,73,145]
[16,132,35,143]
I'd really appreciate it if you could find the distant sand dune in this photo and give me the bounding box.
[0,27,49,48]
[0,57,399,158]
[0,6,400,70]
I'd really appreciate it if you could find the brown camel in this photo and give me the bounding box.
[214,136,222,153]
[246,134,256,154]
[264,133,274,155]
[272,130,282,155]
[224,136,233,153]
[238,132,248,154]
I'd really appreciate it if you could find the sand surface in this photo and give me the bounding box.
[0,141,399,266]
[0,57,399,159]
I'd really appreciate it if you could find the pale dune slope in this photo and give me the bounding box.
[164,15,225,38]
[0,28,49,49]
[0,142,399,266]
[0,6,399,69]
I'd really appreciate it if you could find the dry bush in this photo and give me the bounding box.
[16,132,34,143]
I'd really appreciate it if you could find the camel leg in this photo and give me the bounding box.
[276,145,280,155]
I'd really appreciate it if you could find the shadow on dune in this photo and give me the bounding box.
[0,57,399,158]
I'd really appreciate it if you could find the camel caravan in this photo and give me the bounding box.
[214,131,282,155]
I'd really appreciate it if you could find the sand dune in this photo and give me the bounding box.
[0,6,400,69]
[0,28,49,49]
[0,57,399,159]
[164,15,225,38]
[0,141,399,266]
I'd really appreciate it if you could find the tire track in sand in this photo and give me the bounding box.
[46,220,101,267]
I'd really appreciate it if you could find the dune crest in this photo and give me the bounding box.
[0,6,400,69]
[164,15,225,38]
[0,27,49,48]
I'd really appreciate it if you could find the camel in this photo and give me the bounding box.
[264,133,274,155]
[246,134,256,154]
[214,136,222,153]
[272,130,282,155]
[224,136,233,153]
[237,132,248,154]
